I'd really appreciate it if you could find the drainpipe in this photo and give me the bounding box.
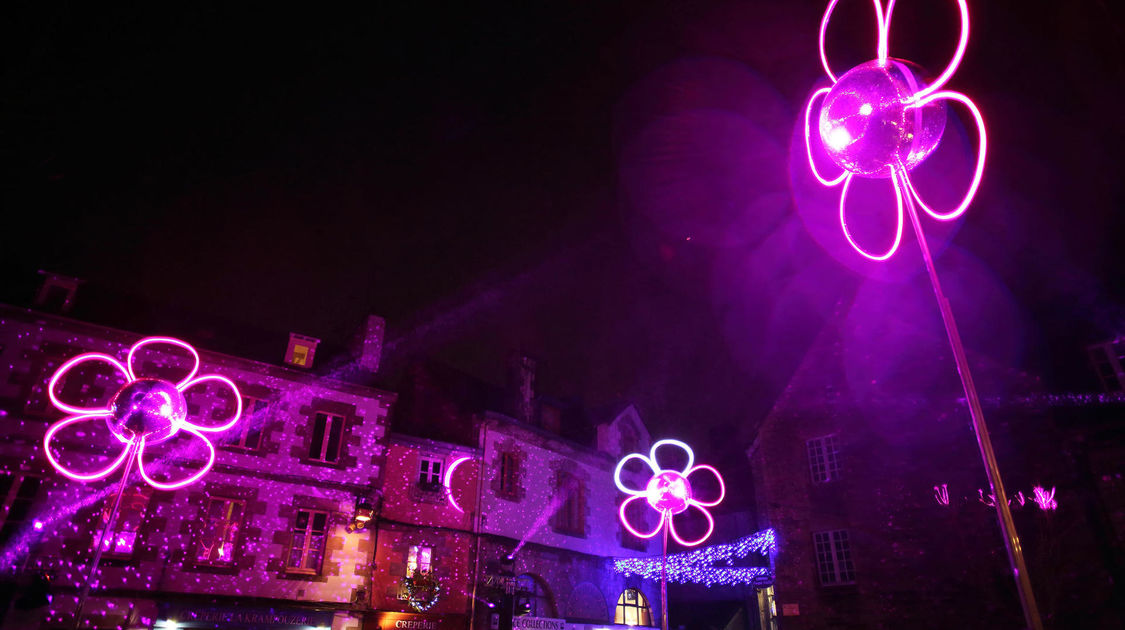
[468,422,488,630]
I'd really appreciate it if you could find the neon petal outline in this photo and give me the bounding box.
[47,353,128,415]
[619,495,665,539]
[804,88,848,187]
[177,374,242,433]
[820,0,889,81]
[684,464,725,508]
[878,0,896,64]
[839,172,904,261]
[137,427,216,490]
[909,0,969,102]
[43,413,132,481]
[650,439,694,476]
[668,503,715,547]
[902,91,986,221]
[127,337,200,387]
[614,452,660,495]
[444,455,472,513]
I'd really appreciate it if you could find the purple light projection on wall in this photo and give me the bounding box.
[45,336,241,490]
[804,0,985,260]
[932,484,1060,512]
[614,439,724,547]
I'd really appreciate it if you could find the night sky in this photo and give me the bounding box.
[3,1,1124,447]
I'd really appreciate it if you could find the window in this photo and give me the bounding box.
[551,472,585,537]
[814,530,856,585]
[499,451,520,496]
[228,396,266,450]
[418,456,443,487]
[516,574,555,618]
[1089,341,1125,392]
[406,545,432,577]
[287,510,329,573]
[614,588,654,626]
[308,412,345,463]
[96,487,151,557]
[807,435,841,483]
[0,475,42,547]
[196,497,244,565]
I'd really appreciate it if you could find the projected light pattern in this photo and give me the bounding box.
[804,0,986,260]
[44,337,241,490]
[614,439,724,547]
[1031,486,1057,511]
[614,529,776,586]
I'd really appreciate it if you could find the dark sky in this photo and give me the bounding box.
[3,1,1124,445]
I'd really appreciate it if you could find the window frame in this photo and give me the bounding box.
[807,435,841,483]
[614,588,654,626]
[551,471,586,537]
[286,509,330,575]
[227,396,267,451]
[498,451,520,497]
[813,529,856,586]
[308,411,346,464]
[195,496,246,567]
[406,544,433,577]
[418,455,444,487]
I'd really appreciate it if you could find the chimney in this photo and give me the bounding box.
[35,271,82,313]
[350,314,385,373]
[506,353,536,424]
[285,333,320,369]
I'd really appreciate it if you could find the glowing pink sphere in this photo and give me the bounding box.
[107,378,188,445]
[646,471,692,514]
[819,59,946,177]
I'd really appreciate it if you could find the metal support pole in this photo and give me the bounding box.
[898,164,1043,630]
[73,440,140,630]
[661,515,669,630]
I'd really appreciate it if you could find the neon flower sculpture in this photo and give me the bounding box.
[804,0,985,261]
[44,336,241,490]
[615,439,724,630]
[614,439,725,547]
[803,4,1041,628]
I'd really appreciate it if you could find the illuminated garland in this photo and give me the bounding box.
[404,572,441,612]
[613,529,776,586]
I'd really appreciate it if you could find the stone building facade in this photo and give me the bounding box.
[0,304,394,630]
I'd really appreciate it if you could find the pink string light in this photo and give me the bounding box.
[614,439,724,547]
[805,0,986,261]
[43,336,241,491]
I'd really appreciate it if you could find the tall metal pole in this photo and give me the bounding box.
[897,164,1043,630]
[73,440,140,630]
[660,515,669,630]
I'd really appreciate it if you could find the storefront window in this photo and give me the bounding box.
[615,588,653,626]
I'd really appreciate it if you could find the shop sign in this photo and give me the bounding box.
[781,603,800,616]
[513,617,565,630]
[365,610,468,630]
[156,603,334,629]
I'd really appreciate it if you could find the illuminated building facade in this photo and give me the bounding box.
[0,303,394,630]
[746,308,1121,629]
[0,297,662,630]
[387,360,662,630]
